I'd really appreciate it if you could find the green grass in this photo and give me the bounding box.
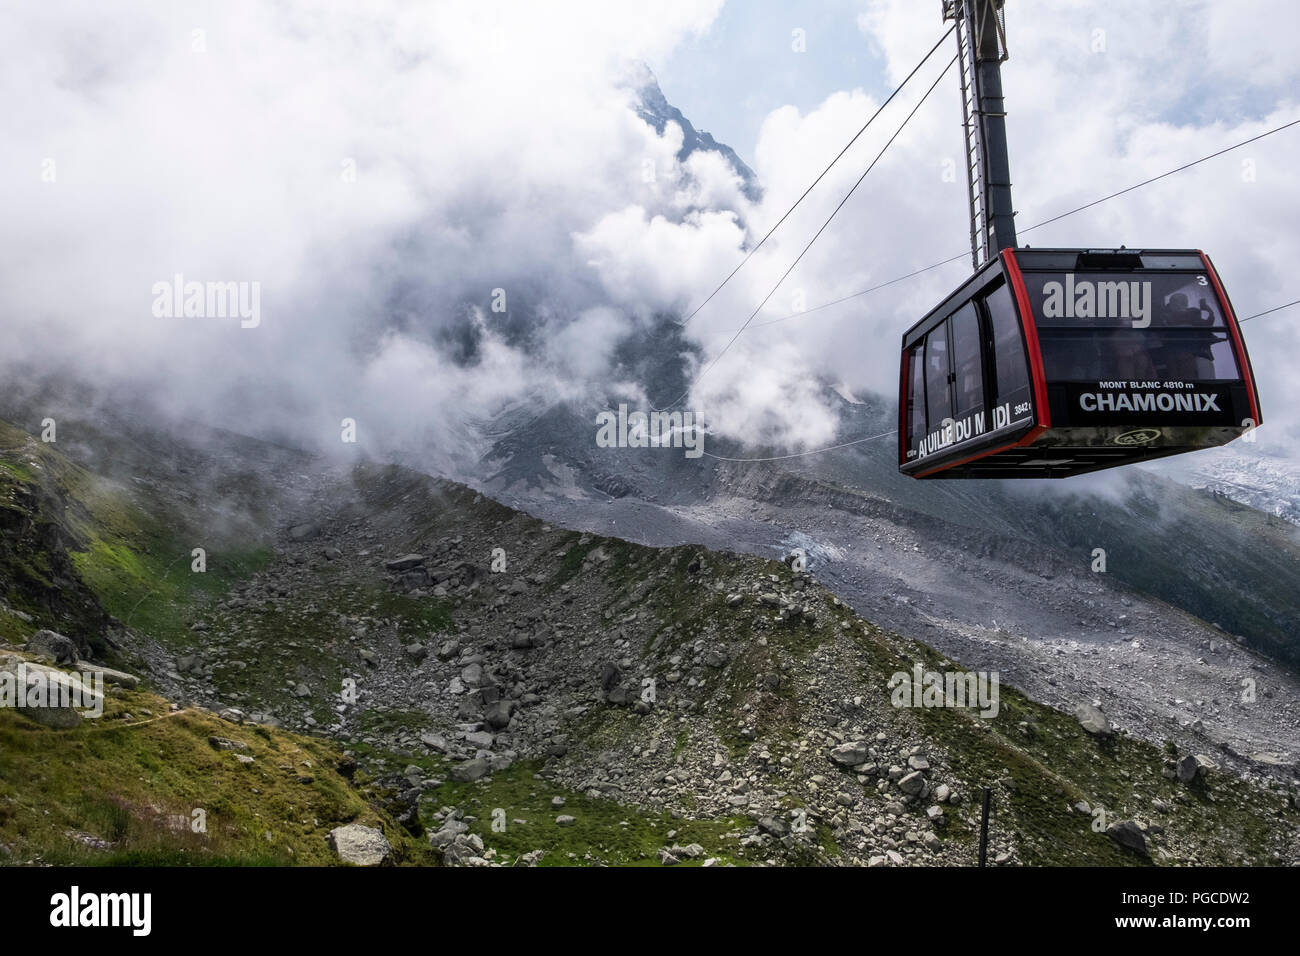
[0,657,431,866]
[417,758,753,866]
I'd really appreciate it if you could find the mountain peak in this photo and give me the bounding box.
[628,62,762,202]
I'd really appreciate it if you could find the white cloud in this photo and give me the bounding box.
[2,0,1298,467]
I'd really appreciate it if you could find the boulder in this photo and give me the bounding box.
[26,630,78,665]
[484,700,513,730]
[829,741,870,767]
[384,554,425,572]
[450,757,490,783]
[1177,753,1216,784]
[328,824,392,866]
[95,665,139,689]
[1074,703,1113,736]
[420,733,449,753]
[1105,820,1149,857]
[898,771,926,796]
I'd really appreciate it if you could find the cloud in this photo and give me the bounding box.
[2,0,1297,469]
[0,0,726,463]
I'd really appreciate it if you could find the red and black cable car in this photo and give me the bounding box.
[898,247,1262,478]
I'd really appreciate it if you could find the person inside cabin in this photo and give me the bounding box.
[1157,291,1219,379]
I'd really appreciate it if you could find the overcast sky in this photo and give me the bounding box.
[3,0,1298,469]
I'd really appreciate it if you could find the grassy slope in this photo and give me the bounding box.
[0,654,429,865]
[0,419,272,654]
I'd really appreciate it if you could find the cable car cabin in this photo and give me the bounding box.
[898,248,1262,479]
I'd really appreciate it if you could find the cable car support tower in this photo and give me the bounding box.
[946,0,1016,269]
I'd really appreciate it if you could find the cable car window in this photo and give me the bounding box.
[1020,272,1225,329]
[924,323,951,429]
[905,343,926,453]
[981,282,1032,414]
[1039,329,1240,382]
[951,303,984,421]
[1022,271,1239,383]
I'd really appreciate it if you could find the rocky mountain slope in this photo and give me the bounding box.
[1,415,1296,867]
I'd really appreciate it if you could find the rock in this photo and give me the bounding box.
[428,818,469,848]
[1074,703,1113,736]
[420,733,448,753]
[219,707,246,724]
[436,640,460,661]
[907,755,930,771]
[450,758,490,782]
[329,824,392,866]
[460,662,485,687]
[1249,752,1291,768]
[658,848,680,865]
[322,547,342,561]
[934,784,951,803]
[288,523,319,541]
[19,700,83,729]
[1177,753,1216,784]
[829,741,870,767]
[1105,820,1149,857]
[1,660,100,729]
[756,815,788,838]
[600,662,621,693]
[385,554,426,572]
[484,701,513,730]
[898,771,926,796]
[25,630,78,665]
[403,643,427,663]
[555,815,576,827]
[463,731,494,750]
[176,654,200,674]
[95,665,139,688]
[443,833,486,867]
[725,594,744,608]
[400,567,431,589]
[292,683,311,699]
[207,736,248,751]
